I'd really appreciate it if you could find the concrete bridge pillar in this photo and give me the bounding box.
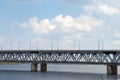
[107,65,117,75]
[41,63,47,72]
[31,63,38,72]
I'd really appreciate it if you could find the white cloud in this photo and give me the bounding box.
[60,0,95,6]
[115,32,120,38]
[84,5,96,12]
[20,22,28,28]
[29,17,56,34]
[75,15,102,32]
[98,4,119,15]
[63,34,81,40]
[16,14,103,49]
[52,15,74,32]
[84,4,119,16]
[19,14,103,34]
[99,0,120,7]
[113,40,120,45]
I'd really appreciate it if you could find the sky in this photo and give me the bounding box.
[0,0,120,50]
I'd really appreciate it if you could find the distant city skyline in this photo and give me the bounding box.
[0,0,120,50]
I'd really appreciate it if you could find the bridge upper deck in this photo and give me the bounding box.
[0,50,119,53]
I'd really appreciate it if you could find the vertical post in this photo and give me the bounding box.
[36,40,38,50]
[18,41,21,50]
[107,65,117,75]
[73,40,76,50]
[1,44,2,50]
[79,40,80,50]
[57,41,59,50]
[10,41,13,50]
[30,40,32,50]
[102,37,104,50]
[98,39,100,50]
[31,63,38,72]
[41,63,47,72]
[51,40,53,50]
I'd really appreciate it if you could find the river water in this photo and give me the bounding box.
[0,64,120,80]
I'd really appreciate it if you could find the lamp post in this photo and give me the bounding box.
[10,41,13,50]
[51,40,53,50]
[57,40,59,50]
[98,39,100,50]
[29,40,32,50]
[1,44,2,50]
[73,40,76,50]
[18,41,21,50]
[36,40,39,50]
[102,37,104,50]
[79,40,81,50]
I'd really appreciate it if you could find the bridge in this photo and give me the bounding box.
[0,50,120,75]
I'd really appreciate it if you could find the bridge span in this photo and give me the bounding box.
[0,50,120,75]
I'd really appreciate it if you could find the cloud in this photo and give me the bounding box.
[13,14,103,49]
[84,4,119,16]
[20,23,28,28]
[113,40,120,45]
[115,32,120,38]
[84,5,96,12]
[60,0,95,6]
[52,15,74,32]
[98,4,119,15]
[19,14,103,34]
[100,0,120,6]
[14,14,104,49]
[74,15,102,32]
[29,17,56,34]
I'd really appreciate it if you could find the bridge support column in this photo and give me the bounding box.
[41,63,47,72]
[31,63,38,72]
[107,65,117,75]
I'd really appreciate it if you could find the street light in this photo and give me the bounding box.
[18,41,21,50]
[98,39,100,50]
[57,40,59,50]
[73,40,76,50]
[1,44,2,50]
[79,40,81,50]
[36,40,39,50]
[10,41,13,50]
[29,40,32,50]
[51,40,53,50]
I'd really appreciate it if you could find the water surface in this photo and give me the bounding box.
[0,64,120,80]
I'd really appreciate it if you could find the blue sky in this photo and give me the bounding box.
[0,0,120,50]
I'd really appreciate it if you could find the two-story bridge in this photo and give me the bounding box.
[0,50,120,75]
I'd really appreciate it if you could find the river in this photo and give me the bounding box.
[0,64,120,80]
